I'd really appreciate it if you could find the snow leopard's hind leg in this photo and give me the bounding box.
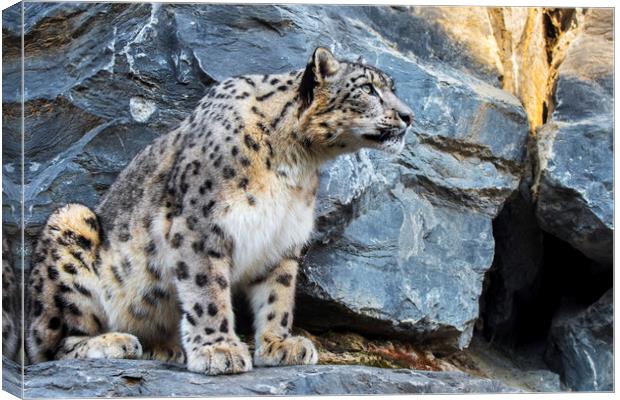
[26,204,142,362]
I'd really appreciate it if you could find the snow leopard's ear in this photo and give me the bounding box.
[312,47,340,80]
[356,55,367,65]
[299,47,340,110]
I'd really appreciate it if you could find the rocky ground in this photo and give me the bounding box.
[2,4,613,396]
[3,357,519,397]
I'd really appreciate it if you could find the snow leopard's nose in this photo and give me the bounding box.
[385,90,414,128]
[397,111,413,127]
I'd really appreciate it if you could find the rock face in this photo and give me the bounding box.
[2,3,613,395]
[2,3,529,353]
[534,9,613,265]
[487,7,552,131]
[0,357,518,398]
[545,290,613,392]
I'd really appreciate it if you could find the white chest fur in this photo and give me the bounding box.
[219,171,317,284]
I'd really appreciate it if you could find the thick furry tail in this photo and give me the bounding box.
[26,204,103,363]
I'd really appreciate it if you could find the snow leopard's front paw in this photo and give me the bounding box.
[254,334,318,367]
[186,339,252,375]
[85,333,143,359]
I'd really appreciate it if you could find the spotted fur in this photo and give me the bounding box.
[26,48,413,374]
[3,235,19,361]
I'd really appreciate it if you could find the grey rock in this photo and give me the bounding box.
[0,357,519,397]
[535,9,613,265]
[515,370,562,393]
[545,289,613,391]
[3,4,528,351]
[535,118,613,266]
[457,336,563,393]
[2,359,21,398]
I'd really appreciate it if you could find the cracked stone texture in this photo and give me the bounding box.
[3,3,529,356]
[1,357,519,398]
[544,289,613,392]
[534,8,613,266]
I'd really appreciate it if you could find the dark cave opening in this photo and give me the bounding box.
[479,200,613,348]
[513,232,611,345]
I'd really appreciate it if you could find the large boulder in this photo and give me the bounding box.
[3,4,528,353]
[0,358,518,397]
[544,289,613,391]
[534,9,613,265]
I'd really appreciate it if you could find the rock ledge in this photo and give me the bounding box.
[3,358,519,397]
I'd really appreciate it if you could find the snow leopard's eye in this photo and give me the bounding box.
[360,83,376,96]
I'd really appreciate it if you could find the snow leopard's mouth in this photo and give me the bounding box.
[362,128,406,143]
